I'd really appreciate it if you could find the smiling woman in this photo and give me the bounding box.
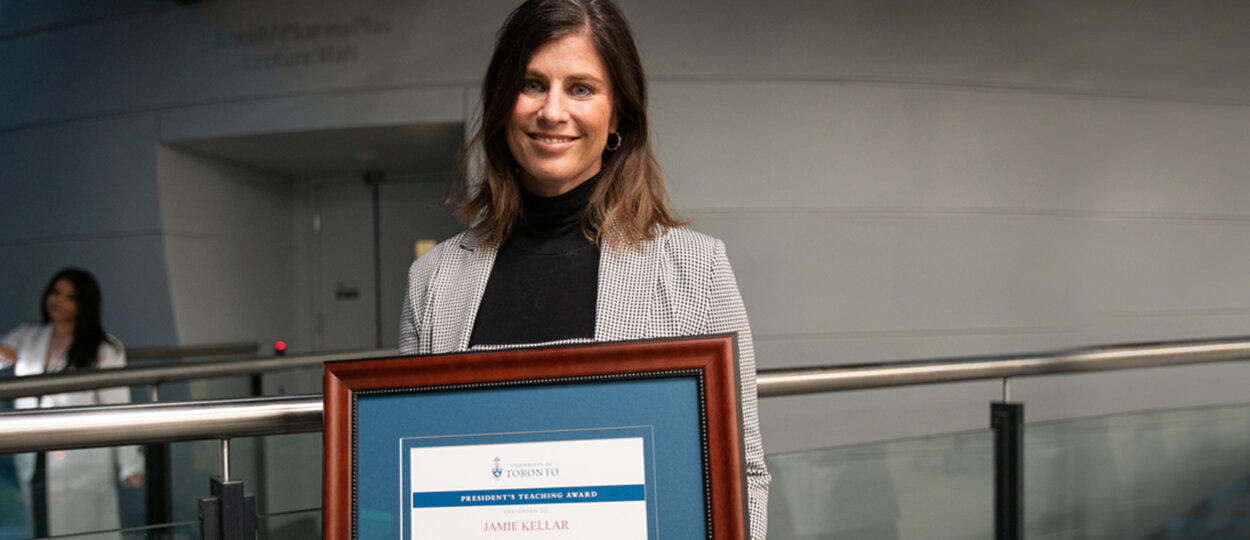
[506,30,617,197]
[398,1,770,537]
[451,0,678,249]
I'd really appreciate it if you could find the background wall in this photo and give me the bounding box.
[156,145,296,351]
[3,0,1249,465]
[0,112,179,349]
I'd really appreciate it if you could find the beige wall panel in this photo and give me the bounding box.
[691,212,1080,353]
[653,82,1250,215]
[157,146,296,347]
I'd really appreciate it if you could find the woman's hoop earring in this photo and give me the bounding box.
[606,131,622,151]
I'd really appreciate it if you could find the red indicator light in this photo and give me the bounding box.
[274,341,287,353]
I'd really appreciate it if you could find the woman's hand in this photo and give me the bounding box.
[0,345,16,368]
[124,472,145,488]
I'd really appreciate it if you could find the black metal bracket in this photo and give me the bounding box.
[144,443,172,526]
[991,401,1024,540]
[198,475,257,540]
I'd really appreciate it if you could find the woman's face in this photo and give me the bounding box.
[506,30,617,197]
[45,278,79,325]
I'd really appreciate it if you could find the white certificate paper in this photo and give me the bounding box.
[406,437,648,539]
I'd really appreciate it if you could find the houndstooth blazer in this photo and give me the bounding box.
[400,225,770,538]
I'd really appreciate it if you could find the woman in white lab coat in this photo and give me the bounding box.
[0,268,144,537]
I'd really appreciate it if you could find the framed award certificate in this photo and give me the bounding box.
[323,334,748,539]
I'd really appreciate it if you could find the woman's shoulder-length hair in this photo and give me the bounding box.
[453,0,684,249]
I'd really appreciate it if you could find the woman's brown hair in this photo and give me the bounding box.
[454,0,683,248]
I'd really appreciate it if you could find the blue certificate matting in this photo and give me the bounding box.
[356,376,705,539]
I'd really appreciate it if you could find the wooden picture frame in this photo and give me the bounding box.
[323,334,747,539]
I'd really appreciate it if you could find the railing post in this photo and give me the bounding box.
[198,438,257,540]
[145,383,172,527]
[991,393,1024,540]
[222,438,231,483]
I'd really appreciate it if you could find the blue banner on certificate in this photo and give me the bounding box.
[402,428,653,538]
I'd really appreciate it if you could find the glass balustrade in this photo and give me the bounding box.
[1025,403,1250,539]
[765,402,1250,540]
[2,395,1248,539]
[0,521,199,540]
[766,428,993,539]
[258,508,321,539]
[0,455,26,540]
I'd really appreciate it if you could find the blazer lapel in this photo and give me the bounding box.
[429,232,497,353]
[595,237,660,341]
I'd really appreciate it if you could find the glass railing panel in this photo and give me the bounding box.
[1150,475,1250,539]
[0,520,198,540]
[119,521,199,539]
[766,429,993,540]
[0,432,319,539]
[1025,402,1250,539]
[257,433,323,514]
[258,508,321,539]
[0,450,150,540]
[0,453,30,540]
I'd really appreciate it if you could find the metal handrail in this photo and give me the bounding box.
[756,336,1250,397]
[1,336,1249,453]
[127,342,260,360]
[0,396,322,454]
[0,348,396,400]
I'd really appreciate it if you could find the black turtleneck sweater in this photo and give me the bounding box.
[469,175,600,346]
